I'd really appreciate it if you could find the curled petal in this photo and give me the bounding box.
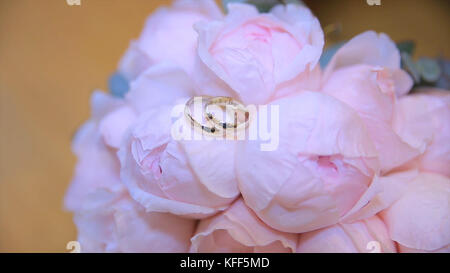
[324,31,400,78]
[323,31,412,97]
[341,170,418,223]
[393,89,450,177]
[398,244,450,253]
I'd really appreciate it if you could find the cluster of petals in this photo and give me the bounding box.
[65,0,450,253]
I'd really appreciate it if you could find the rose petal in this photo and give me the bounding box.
[191,199,297,253]
[297,216,396,253]
[380,172,450,251]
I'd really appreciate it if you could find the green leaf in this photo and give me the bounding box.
[401,52,421,84]
[396,40,416,56]
[436,58,450,90]
[221,0,245,12]
[222,0,304,13]
[109,72,129,98]
[417,57,441,83]
[319,41,346,69]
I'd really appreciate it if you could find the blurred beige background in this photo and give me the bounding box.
[0,0,449,252]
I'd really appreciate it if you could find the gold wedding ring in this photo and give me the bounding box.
[184,96,219,136]
[184,96,250,136]
[204,96,250,131]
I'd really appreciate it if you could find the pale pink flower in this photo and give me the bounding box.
[118,0,223,80]
[194,3,324,104]
[66,1,450,254]
[190,199,297,253]
[297,216,396,253]
[236,91,379,233]
[116,65,239,219]
[73,190,196,253]
[380,172,450,253]
[322,31,417,172]
[65,92,196,252]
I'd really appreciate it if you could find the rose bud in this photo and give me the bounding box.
[190,199,297,253]
[194,3,324,104]
[380,172,450,253]
[297,216,396,253]
[321,31,420,173]
[236,91,379,233]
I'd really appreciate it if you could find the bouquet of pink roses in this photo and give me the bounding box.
[65,0,449,253]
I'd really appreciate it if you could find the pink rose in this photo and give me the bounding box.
[236,91,379,233]
[190,199,297,253]
[297,216,396,253]
[194,3,324,104]
[380,172,450,253]
[393,88,450,177]
[65,92,196,252]
[118,0,223,80]
[115,65,239,218]
[321,31,417,172]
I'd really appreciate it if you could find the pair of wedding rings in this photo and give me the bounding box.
[184,96,250,136]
